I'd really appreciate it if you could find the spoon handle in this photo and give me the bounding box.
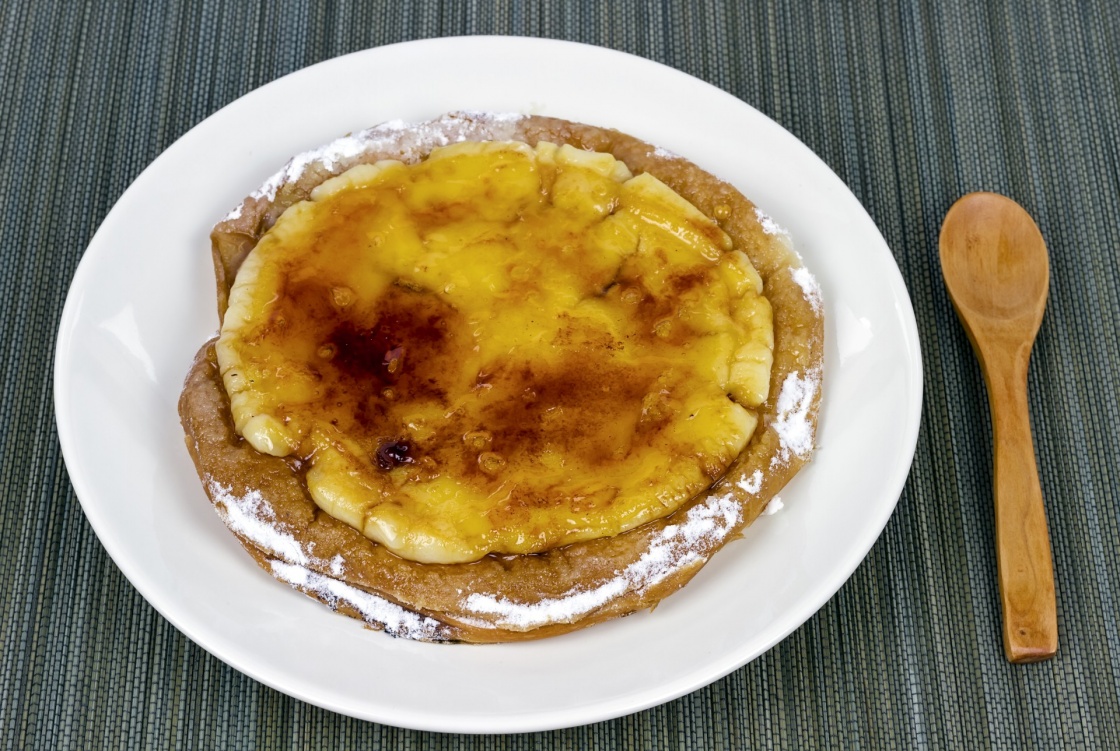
[981,343,1058,662]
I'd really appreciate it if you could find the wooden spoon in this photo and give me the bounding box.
[939,192,1057,663]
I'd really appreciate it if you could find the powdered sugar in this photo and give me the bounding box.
[460,492,742,630]
[208,478,309,566]
[230,112,527,212]
[769,371,819,468]
[792,266,823,314]
[271,561,449,641]
[483,111,524,124]
[651,145,679,159]
[737,469,763,495]
[207,477,450,640]
[250,131,385,204]
[763,496,784,516]
[754,206,786,236]
[272,133,371,196]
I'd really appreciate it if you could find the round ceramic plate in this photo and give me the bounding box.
[55,37,922,733]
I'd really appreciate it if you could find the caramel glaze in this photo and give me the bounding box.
[222,140,765,561]
[246,209,710,520]
[266,280,683,508]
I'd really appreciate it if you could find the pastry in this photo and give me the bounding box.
[179,112,824,642]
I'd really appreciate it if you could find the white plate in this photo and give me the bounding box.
[55,37,922,733]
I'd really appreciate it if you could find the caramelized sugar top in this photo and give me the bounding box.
[217,141,771,563]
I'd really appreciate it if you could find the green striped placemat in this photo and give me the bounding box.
[2,1,1118,747]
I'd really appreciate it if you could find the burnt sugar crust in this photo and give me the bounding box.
[179,112,824,643]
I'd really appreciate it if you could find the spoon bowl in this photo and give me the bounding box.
[939,192,1057,663]
[941,192,1050,330]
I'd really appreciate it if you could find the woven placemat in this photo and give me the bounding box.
[3,1,1119,748]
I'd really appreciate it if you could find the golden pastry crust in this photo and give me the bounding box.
[180,112,824,642]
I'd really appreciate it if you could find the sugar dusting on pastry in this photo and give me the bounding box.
[763,496,784,516]
[207,471,737,636]
[209,478,309,566]
[223,112,528,220]
[752,205,824,317]
[791,266,823,314]
[769,370,819,468]
[737,469,763,495]
[270,560,450,641]
[754,206,785,236]
[458,492,742,630]
[209,477,449,640]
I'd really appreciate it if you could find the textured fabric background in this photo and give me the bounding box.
[3,1,1119,748]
